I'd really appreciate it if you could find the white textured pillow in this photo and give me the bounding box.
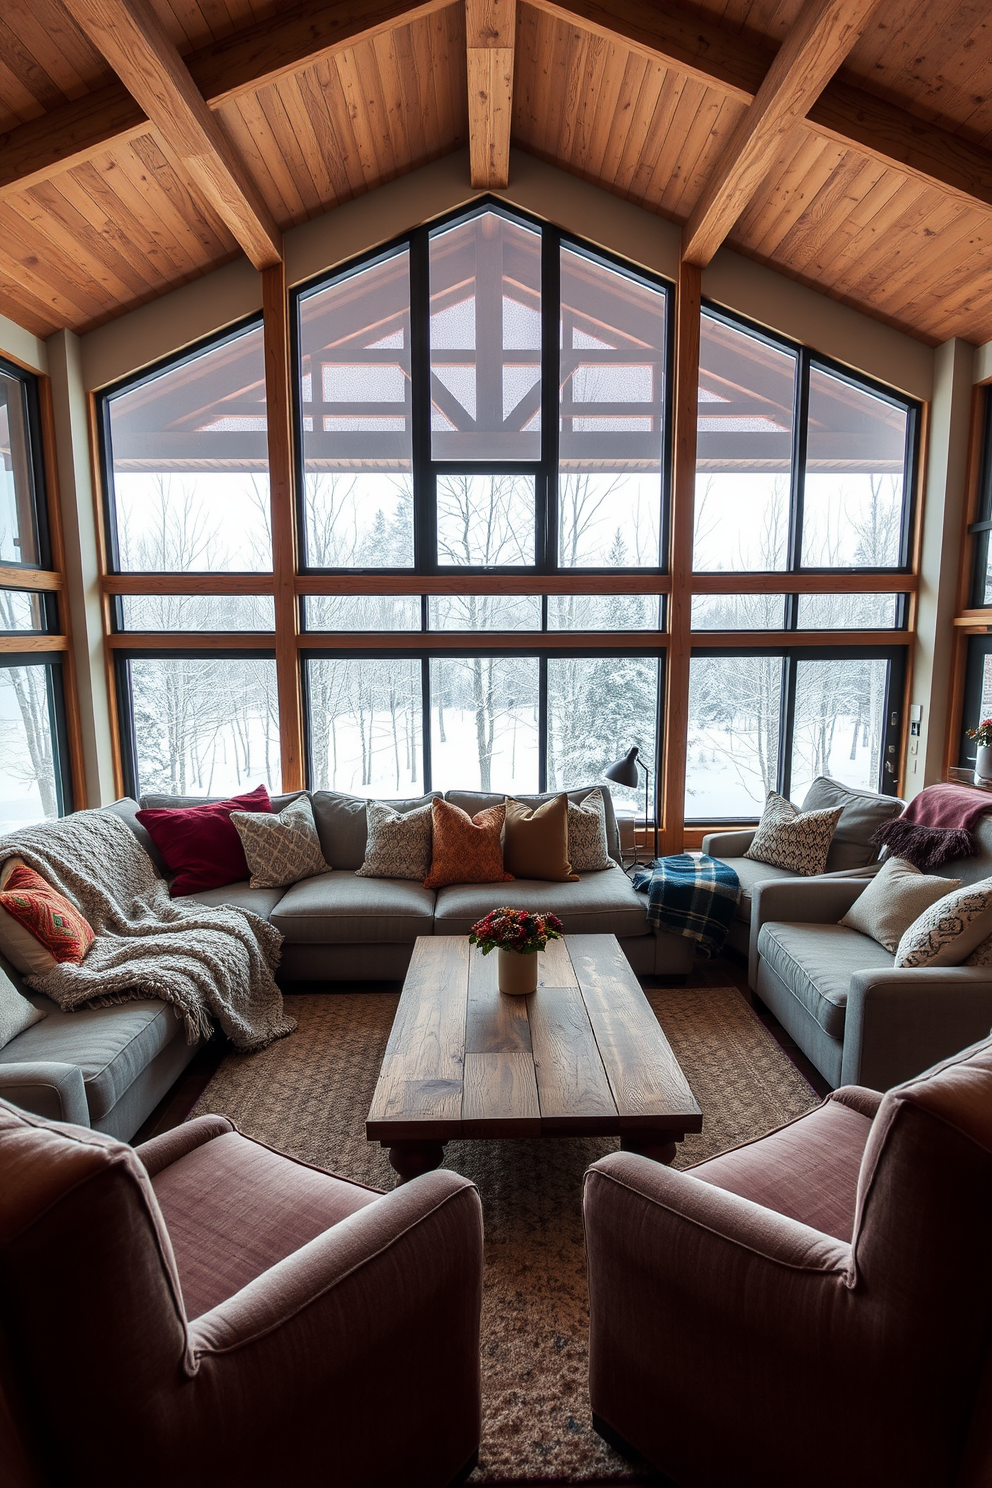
[568,789,614,872]
[0,965,44,1050]
[231,796,330,888]
[357,800,433,881]
[841,857,960,952]
[895,877,992,968]
[744,791,842,877]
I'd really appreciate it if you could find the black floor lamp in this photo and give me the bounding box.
[604,745,658,868]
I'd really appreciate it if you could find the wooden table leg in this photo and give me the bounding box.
[620,1131,681,1165]
[385,1141,446,1183]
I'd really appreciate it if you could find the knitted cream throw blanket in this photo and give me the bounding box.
[0,809,295,1051]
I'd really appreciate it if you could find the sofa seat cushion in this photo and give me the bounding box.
[178,881,286,918]
[151,1131,381,1317]
[728,856,801,923]
[757,921,894,1039]
[689,1097,873,1242]
[433,866,648,938]
[0,995,181,1120]
[270,870,436,944]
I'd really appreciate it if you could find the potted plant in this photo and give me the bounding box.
[469,907,565,996]
[967,718,992,785]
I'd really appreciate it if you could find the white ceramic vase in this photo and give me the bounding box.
[497,947,539,996]
[976,744,992,787]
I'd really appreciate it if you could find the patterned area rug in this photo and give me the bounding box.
[191,984,819,1485]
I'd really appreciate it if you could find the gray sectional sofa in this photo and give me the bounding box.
[0,784,691,1138]
[747,814,992,1092]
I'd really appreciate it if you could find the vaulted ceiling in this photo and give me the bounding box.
[2,0,992,347]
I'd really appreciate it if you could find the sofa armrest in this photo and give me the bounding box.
[184,1169,483,1483]
[136,1114,234,1174]
[842,967,992,1091]
[0,1061,88,1126]
[749,876,870,988]
[828,1084,884,1120]
[701,829,756,858]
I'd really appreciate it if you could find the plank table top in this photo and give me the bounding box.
[367,934,702,1181]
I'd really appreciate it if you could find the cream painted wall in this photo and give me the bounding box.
[0,313,47,376]
[80,148,933,398]
[974,339,992,386]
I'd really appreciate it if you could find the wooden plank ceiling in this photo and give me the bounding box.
[2,0,992,347]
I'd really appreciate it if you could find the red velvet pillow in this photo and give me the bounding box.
[136,786,272,895]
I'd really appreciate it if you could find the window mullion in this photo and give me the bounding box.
[541,227,560,573]
[778,652,795,800]
[410,229,433,574]
[788,348,810,573]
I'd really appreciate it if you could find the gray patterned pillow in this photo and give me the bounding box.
[895,878,992,968]
[744,791,843,877]
[231,796,330,888]
[357,800,433,881]
[568,789,614,872]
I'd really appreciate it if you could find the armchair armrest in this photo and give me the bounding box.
[842,966,992,1090]
[136,1114,234,1174]
[701,829,755,858]
[185,1168,484,1485]
[749,876,869,988]
[0,1060,88,1126]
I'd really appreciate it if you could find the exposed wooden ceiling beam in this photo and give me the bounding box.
[0,0,450,201]
[3,0,992,226]
[60,0,282,271]
[681,0,884,267]
[526,0,992,215]
[467,0,516,188]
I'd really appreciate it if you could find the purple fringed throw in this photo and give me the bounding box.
[870,783,991,869]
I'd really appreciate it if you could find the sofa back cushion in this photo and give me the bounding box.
[106,798,169,877]
[310,791,440,870]
[136,786,272,895]
[800,776,905,872]
[933,811,992,886]
[445,786,622,864]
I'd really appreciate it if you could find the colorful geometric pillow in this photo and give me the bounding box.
[423,799,514,890]
[0,862,94,975]
[744,791,843,877]
[231,796,330,888]
[357,800,434,881]
[136,785,272,895]
[567,789,614,872]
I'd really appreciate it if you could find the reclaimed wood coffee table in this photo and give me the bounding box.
[367,933,702,1182]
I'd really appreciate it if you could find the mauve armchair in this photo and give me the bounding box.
[583,1037,992,1488]
[0,1102,484,1488]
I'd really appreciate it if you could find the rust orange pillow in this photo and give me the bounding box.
[423,799,514,890]
[0,862,95,975]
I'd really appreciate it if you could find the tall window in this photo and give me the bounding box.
[0,356,72,827]
[98,204,920,834]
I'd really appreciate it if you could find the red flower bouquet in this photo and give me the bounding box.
[469,906,564,957]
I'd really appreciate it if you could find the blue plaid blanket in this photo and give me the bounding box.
[632,853,741,958]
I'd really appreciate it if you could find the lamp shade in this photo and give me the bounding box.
[604,745,640,789]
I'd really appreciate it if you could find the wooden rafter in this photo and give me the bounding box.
[59,0,282,271]
[466,0,516,188]
[681,0,883,267]
[525,0,992,216]
[0,0,451,201]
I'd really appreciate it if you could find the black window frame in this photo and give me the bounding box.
[97,313,269,597]
[959,633,992,769]
[968,386,992,608]
[301,644,665,807]
[291,199,676,579]
[0,352,53,578]
[695,302,921,584]
[114,647,278,799]
[300,592,667,633]
[0,653,73,818]
[684,642,907,825]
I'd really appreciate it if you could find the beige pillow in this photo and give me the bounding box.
[357,800,433,881]
[744,792,842,877]
[231,797,330,889]
[567,789,614,872]
[0,857,61,975]
[0,965,44,1050]
[841,857,960,953]
[895,878,992,968]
